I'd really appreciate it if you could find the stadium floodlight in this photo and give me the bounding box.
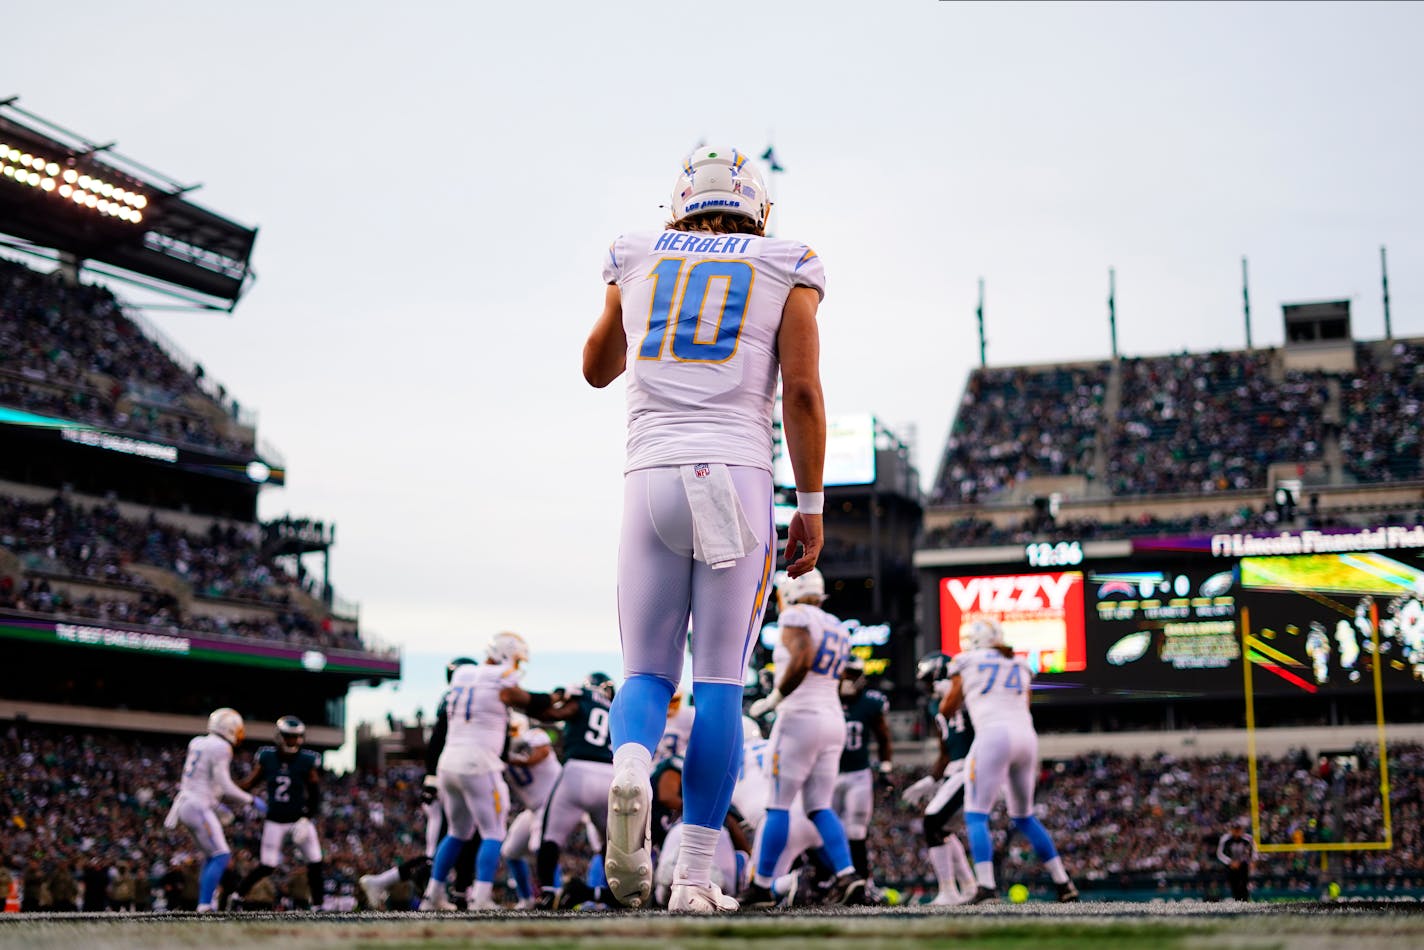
[0,141,152,227]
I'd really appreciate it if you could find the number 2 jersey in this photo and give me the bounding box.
[773,602,848,715]
[603,230,826,474]
[254,746,320,823]
[945,647,1034,729]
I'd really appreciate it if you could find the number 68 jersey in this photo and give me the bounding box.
[603,230,826,474]
[946,648,1035,729]
[774,602,848,715]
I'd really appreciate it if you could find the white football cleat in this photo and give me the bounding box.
[359,874,389,910]
[931,887,965,906]
[605,760,653,908]
[422,885,458,912]
[668,879,739,915]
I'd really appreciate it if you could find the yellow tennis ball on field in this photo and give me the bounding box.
[882,887,901,906]
[1328,882,1341,899]
[1008,883,1029,903]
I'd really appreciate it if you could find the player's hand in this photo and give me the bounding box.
[748,689,783,719]
[903,775,936,805]
[784,512,823,578]
[250,796,268,817]
[420,775,439,806]
[876,761,894,790]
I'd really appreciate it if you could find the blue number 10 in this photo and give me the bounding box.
[638,258,755,363]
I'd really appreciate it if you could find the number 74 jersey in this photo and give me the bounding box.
[603,230,826,474]
[946,648,1035,728]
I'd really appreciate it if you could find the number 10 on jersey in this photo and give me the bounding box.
[638,258,755,363]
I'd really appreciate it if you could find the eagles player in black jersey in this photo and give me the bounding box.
[833,655,892,883]
[905,653,977,905]
[506,672,617,908]
[232,716,324,910]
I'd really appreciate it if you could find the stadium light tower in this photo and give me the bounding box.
[975,277,986,368]
[1382,245,1393,340]
[1108,267,1119,360]
[1243,256,1253,350]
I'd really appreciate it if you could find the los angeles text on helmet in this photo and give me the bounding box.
[1209,525,1424,558]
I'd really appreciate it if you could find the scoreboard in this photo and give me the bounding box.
[917,523,1424,705]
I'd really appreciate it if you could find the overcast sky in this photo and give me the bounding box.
[7,1,1424,729]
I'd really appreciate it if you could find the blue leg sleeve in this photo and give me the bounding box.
[430,833,466,887]
[588,854,606,889]
[1012,815,1060,863]
[682,682,743,828]
[809,809,855,876]
[756,808,791,879]
[509,858,533,900]
[475,837,503,883]
[199,852,229,906]
[609,673,676,756]
[964,811,993,865]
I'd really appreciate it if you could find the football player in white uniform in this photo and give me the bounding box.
[657,690,695,762]
[584,145,827,914]
[421,633,529,910]
[500,712,562,908]
[164,707,266,912]
[940,620,1079,903]
[744,569,868,906]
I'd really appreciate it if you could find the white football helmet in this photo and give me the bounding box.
[741,715,763,747]
[508,711,530,738]
[776,568,826,608]
[670,146,769,229]
[207,707,246,745]
[486,631,530,668]
[964,618,1007,651]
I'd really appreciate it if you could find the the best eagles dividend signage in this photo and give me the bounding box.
[0,613,399,676]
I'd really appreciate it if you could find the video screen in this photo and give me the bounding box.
[1084,565,1242,698]
[939,571,1086,673]
[1238,551,1424,694]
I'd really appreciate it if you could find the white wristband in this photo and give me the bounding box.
[796,491,824,515]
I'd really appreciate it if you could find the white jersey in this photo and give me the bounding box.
[732,736,772,829]
[657,706,695,761]
[773,603,849,714]
[946,648,1035,729]
[603,230,827,473]
[506,728,562,811]
[439,661,519,773]
[176,733,251,808]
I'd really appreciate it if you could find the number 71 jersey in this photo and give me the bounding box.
[946,648,1035,728]
[604,230,826,474]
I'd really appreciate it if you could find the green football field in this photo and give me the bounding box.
[3,903,1423,950]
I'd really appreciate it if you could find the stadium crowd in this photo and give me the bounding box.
[1109,352,1328,496]
[0,493,371,654]
[0,258,251,457]
[932,341,1424,508]
[1341,342,1424,484]
[934,364,1109,504]
[1,723,1419,910]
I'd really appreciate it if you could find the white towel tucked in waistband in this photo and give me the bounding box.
[680,462,761,570]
